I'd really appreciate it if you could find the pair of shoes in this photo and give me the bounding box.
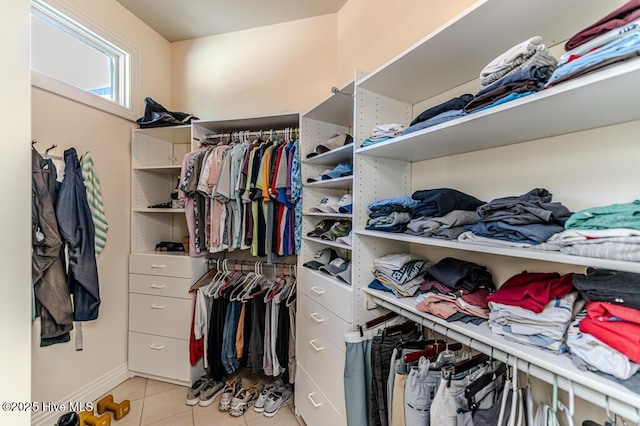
[263,384,293,417]
[218,377,242,412]
[185,377,224,407]
[229,384,264,417]
[254,379,283,413]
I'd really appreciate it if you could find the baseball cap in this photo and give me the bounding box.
[336,261,352,285]
[307,169,333,183]
[319,257,350,276]
[303,248,338,270]
[306,133,353,159]
[322,162,353,180]
[309,196,340,213]
[320,220,352,241]
[307,219,338,238]
[336,230,353,246]
[331,194,353,213]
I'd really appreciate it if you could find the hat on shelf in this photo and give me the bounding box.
[303,248,339,270]
[307,219,338,238]
[320,220,352,241]
[306,133,353,159]
[321,162,353,180]
[334,194,353,213]
[307,169,333,183]
[336,261,352,285]
[319,257,350,276]
[309,196,341,213]
[336,230,353,246]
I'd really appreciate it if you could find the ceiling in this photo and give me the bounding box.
[115,0,349,42]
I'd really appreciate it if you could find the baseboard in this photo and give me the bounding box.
[31,363,130,426]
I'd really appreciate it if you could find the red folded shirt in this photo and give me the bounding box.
[579,301,640,363]
[565,0,640,50]
[486,272,575,313]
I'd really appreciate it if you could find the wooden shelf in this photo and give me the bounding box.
[304,212,352,219]
[304,176,353,190]
[302,236,352,251]
[302,81,354,127]
[133,165,182,173]
[133,208,185,213]
[303,144,353,166]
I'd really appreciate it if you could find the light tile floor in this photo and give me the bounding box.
[92,376,306,426]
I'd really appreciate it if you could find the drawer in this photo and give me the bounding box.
[298,267,352,322]
[128,332,190,382]
[129,293,191,339]
[297,316,346,416]
[129,273,193,299]
[295,364,346,426]
[297,293,350,350]
[129,252,207,278]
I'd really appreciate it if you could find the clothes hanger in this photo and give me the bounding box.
[44,144,57,159]
[497,354,513,426]
[403,342,463,363]
[189,268,217,293]
[452,352,489,376]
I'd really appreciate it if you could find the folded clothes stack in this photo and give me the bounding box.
[486,272,582,355]
[548,0,640,88]
[402,94,474,136]
[368,253,431,297]
[366,195,419,233]
[460,188,572,247]
[540,200,640,261]
[361,124,406,147]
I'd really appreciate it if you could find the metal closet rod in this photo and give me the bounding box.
[201,127,299,141]
[207,258,297,272]
[372,297,640,421]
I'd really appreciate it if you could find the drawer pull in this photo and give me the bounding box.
[307,392,323,408]
[310,312,325,323]
[150,284,166,289]
[149,344,165,350]
[150,304,166,309]
[150,264,166,269]
[310,286,325,295]
[309,339,324,351]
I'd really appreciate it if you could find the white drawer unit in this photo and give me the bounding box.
[128,332,190,382]
[129,293,192,339]
[298,292,350,350]
[129,273,192,299]
[297,316,346,416]
[129,252,206,278]
[295,364,347,426]
[298,267,353,323]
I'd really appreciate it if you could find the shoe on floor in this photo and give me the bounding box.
[229,384,264,417]
[198,379,225,407]
[254,379,283,413]
[218,377,242,412]
[55,412,79,426]
[263,384,293,418]
[185,376,211,406]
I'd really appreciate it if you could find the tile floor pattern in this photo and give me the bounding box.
[91,377,306,426]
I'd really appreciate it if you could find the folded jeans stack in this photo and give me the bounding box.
[366,195,419,233]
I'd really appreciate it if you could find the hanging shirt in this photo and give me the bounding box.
[80,151,108,255]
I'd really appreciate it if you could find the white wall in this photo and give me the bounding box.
[30,0,172,410]
[0,1,32,425]
[171,14,337,119]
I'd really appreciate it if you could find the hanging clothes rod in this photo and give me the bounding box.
[207,258,297,273]
[201,127,298,141]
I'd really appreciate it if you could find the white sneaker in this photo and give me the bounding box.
[263,384,293,417]
[254,379,283,413]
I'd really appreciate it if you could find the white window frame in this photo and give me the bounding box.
[30,0,140,121]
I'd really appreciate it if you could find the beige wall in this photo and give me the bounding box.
[171,14,337,119]
[0,1,32,425]
[336,0,476,85]
[30,0,171,407]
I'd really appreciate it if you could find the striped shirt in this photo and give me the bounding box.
[81,151,108,255]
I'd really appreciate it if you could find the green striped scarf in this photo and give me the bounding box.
[81,151,108,255]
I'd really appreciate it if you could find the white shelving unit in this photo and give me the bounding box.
[296,79,355,426]
[349,0,640,422]
[129,125,207,385]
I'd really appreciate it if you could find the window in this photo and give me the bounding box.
[30,0,138,120]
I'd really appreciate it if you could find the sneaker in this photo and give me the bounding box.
[263,384,293,417]
[55,412,79,426]
[185,376,211,406]
[218,377,241,412]
[254,379,283,413]
[229,384,263,417]
[198,380,225,407]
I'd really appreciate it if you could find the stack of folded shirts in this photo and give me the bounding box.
[460,188,572,247]
[541,201,640,261]
[361,124,406,147]
[407,188,484,239]
[367,253,431,297]
[415,257,495,323]
[488,290,582,354]
[573,268,640,310]
[366,195,419,233]
[567,309,640,380]
[469,36,557,112]
[402,94,473,136]
[548,0,640,87]
[485,272,576,313]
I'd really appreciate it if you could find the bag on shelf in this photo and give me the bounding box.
[136,97,198,128]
